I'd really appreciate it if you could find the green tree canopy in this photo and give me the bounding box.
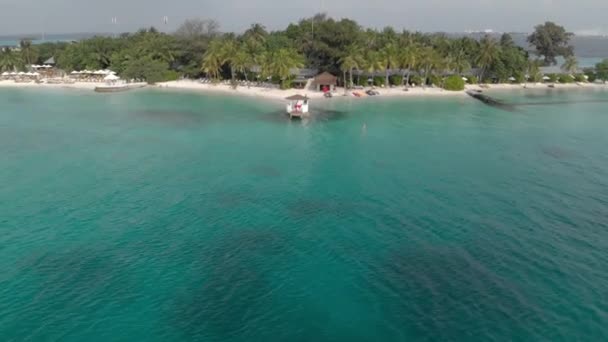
[596,59,608,81]
[527,22,574,65]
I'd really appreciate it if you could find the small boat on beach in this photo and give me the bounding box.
[286,94,309,119]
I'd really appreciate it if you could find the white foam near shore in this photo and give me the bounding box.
[155,80,608,99]
[1,79,606,99]
[155,80,472,99]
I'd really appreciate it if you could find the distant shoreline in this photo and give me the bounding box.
[1,79,606,101]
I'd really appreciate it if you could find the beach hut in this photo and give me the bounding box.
[313,72,337,92]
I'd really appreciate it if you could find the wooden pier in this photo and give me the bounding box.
[466,91,515,111]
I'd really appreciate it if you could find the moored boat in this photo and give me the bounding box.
[285,94,310,118]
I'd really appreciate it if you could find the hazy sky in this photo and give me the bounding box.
[1,0,607,35]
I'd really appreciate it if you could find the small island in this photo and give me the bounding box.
[1,16,607,98]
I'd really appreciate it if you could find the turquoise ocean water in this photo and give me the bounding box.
[1,88,608,341]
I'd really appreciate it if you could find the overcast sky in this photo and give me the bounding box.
[1,0,607,36]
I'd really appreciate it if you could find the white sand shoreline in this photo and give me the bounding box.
[1,79,606,100]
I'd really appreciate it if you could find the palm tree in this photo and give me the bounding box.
[243,23,268,48]
[201,40,223,80]
[399,43,420,87]
[448,49,471,75]
[0,48,21,71]
[419,46,438,86]
[527,58,542,83]
[88,38,112,68]
[269,48,304,88]
[19,40,35,66]
[477,35,500,82]
[379,43,399,87]
[220,39,239,82]
[562,56,578,74]
[231,46,251,84]
[339,45,362,89]
[363,51,383,86]
[434,55,450,87]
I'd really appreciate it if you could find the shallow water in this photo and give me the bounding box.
[1,88,608,341]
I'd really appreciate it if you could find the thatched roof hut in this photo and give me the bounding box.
[313,72,337,92]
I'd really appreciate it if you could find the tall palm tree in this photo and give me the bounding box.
[201,40,223,80]
[527,58,542,83]
[269,48,304,88]
[477,35,500,82]
[434,55,450,87]
[339,44,363,89]
[220,39,239,82]
[0,48,21,71]
[399,43,420,87]
[19,40,35,66]
[363,51,383,86]
[448,48,471,75]
[419,46,438,86]
[561,56,578,74]
[243,23,268,48]
[379,43,399,87]
[231,46,251,83]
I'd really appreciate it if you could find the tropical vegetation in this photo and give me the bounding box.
[0,16,601,87]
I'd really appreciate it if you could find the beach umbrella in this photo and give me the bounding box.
[71,71,79,74]
[18,72,25,75]
[542,76,550,80]
[9,72,17,75]
[462,77,468,81]
[104,74,120,81]
[32,72,40,76]
[43,65,52,68]
[584,75,589,79]
[1,72,8,76]
[508,76,516,81]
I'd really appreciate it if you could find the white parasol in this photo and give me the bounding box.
[104,74,120,81]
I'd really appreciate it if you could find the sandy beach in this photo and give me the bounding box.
[0,80,100,90]
[154,80,608,100]
[1,79,606,100]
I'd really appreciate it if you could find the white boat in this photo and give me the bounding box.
[285,94,309,118]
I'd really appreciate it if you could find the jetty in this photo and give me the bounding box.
[466,91,515,111]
